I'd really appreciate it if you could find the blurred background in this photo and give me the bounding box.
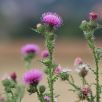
[0,0,102,102]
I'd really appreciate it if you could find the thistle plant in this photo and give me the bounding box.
[1,11,102,102]
[1,72,25,102]
[80,12,102,102]
[33,12,63,102]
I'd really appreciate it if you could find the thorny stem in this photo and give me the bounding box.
[45,30,55,102]
[87,35,100,102]
[36,86,45,102]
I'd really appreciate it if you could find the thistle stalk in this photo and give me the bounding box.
[45,29,55,102]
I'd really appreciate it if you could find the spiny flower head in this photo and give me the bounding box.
[23,69,43,85]
[81,85,91,96]
[21,44,39,56]
[41,12,63,28]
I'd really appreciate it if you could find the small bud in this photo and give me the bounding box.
[36,23,45,33]
[37,23,42,28]
[41,58,51,66]
[80,20,88,31]
[44,95,50,102]
[41,50,49,58]
[74,57,83,66]
[54,65,62,74]
[27,85,37,94]
[60,72,69,81]
[39,85,46,93]
[10,72,17,81]
[89,12,97,20]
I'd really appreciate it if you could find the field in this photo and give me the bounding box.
[0,39,101,102]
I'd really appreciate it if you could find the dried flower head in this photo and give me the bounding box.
[21,44,39,56]
[81,85,91,97]
[23,69,43,85]
[75,64,90,77]
[41,12,63,28]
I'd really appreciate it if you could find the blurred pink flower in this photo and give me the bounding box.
[74,57,83,66]
[21,44,39,56]
[54,65,62,74]
[44,95,50,102]
[42,12,63,28]
[41,50,49,58]
[23,69,43,85]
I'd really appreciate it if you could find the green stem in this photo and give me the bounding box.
[67,79,80,90]
[44,31,55,102]
[92,47,100,102]
[36,87,44,102]
[87,37,100,102]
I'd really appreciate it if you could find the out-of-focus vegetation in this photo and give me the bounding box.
[0,0,102,41]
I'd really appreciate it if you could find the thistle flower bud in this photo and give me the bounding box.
[89,12,97,20]
[60,72,69,81]
[39,85,46,93]
[74,57,83,66]
[36,23,45,33]
[41,50,49,58]
[54,65,62,74]
[10,72,17,81]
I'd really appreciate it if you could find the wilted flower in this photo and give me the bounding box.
[21,44,39,56]
[54,65,62,74]
[75,64,90,77]
[89,12,97,20]
[41,50,49,58]
[74,57,83,66]
[23,69,43,85]
[81,85,91,96]
[10,72,17,81]
[41,12,63,28]
[44,95,50,102]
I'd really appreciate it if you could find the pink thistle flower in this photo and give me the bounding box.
[81,85,91,96]
[54,65,62,74]
[23,69,43,85]
[10,72,17,81]
[74,57,83,66]
[41,50,49,58]
[21,44,39,56]
[44,95,50,102]
[41,12,63,28]
[89,12,97,20]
